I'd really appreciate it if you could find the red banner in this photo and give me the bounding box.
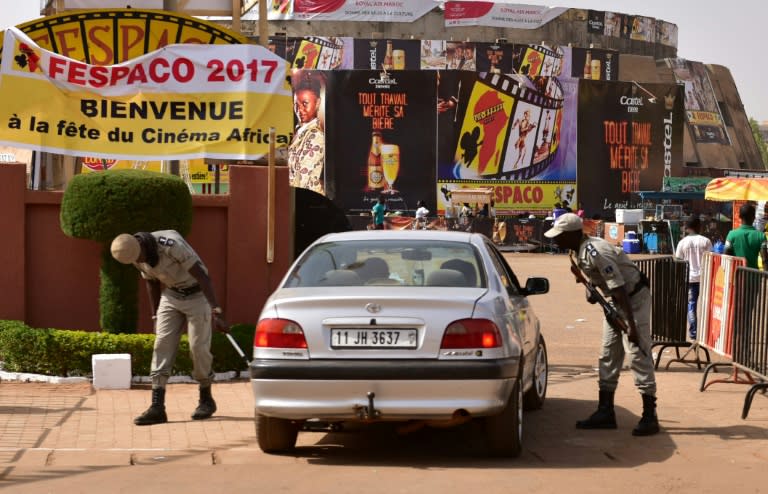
[698,252,745,358]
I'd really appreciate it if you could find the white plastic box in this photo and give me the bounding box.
[615,209,643,224]
[91,353,132,389]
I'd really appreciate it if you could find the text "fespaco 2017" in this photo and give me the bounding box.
[46,56,279,87]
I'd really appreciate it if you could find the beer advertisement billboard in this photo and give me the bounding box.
[589,10,668,45]
[354,39,421,71]
[324,70,437,213]
[662,58,731,145]
[570,47,619,81]
[577,81,685,218]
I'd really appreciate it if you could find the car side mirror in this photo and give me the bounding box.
[525,277,549,295]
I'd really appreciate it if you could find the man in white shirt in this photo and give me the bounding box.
[675,218,713,340]
[415,200,430,229]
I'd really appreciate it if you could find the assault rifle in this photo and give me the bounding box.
[569,253,648,358]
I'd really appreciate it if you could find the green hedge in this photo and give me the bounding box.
[60,169,193,243]
[0,320,255,378]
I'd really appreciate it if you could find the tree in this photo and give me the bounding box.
[60,169,193,333]
[749,117,768,168]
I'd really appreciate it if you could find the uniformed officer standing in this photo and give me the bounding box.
[544,213,659,436]
[111,230,229,426]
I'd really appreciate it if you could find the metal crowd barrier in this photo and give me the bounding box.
[724,268,768,418]
[634,256,709,369]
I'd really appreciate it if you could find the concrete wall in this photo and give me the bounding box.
[0,163,292,332]
[247,8,678,59]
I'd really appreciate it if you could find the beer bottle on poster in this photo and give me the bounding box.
[367,131,388,190]
[583,50,592,79]
[383,40,394,70]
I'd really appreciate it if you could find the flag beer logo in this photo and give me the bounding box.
[455,81,513,177]
[13,41,42,73]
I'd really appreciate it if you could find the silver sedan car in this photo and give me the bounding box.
[251,230,549,457]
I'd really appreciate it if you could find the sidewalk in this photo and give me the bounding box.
[2,359,766,468]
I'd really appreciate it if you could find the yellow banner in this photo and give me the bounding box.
[438,181,577,214]
[0,27,292,161]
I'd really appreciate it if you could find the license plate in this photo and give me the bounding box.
[331,329,418,349]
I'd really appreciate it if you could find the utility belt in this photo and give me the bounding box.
[168,284,201,297]
[628,272,650,297]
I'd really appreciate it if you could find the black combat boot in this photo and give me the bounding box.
[632,394,660,436]
[191,385,217,420]
[134,388,168,426]
[576,390,617,429]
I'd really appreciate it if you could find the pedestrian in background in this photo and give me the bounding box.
[724,203,768,270]
[414,200,430,229]
[675,217,712,340]
[371,195,387,230]
[110,231,229,426]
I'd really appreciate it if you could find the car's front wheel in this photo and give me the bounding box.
[255,412,299,453]
[484,377,522,457]
[523,335,548,410]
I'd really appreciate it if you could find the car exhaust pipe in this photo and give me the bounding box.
[397,409,473,435]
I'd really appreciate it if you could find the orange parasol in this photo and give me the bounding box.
[704,177,768,201]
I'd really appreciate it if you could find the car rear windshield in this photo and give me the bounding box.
[285,240,486,288]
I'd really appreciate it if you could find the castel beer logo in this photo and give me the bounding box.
[369,40,379,70]
[620,95,644,113]
[662,91,676,178]
[368,73,397,89]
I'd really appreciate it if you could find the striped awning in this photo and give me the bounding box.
[704,177,768,201]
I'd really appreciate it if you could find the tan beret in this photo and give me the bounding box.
[111,234,140,264]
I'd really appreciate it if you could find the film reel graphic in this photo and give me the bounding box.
[454,70,565,182]
[1,9,246,62]
[287,36,344,70]
[512,43,564,78]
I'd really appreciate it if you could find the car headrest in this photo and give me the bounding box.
[426,269,467,287]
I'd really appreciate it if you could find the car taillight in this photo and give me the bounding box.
[255,319,307,348]
[440,319,502,349]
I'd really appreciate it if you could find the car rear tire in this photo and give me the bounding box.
[485,378,522,457]
[523,335,548,410]
[255,412,298,453]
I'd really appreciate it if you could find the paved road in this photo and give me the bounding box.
[1,253,766,493]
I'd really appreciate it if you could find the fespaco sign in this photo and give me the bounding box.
[0,8,247,64]
[0,10,291,161]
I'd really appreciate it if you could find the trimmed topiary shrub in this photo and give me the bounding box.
[60,170,193,333]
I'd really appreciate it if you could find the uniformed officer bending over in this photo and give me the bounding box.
[111,231,229,426]
[544,213,659,436]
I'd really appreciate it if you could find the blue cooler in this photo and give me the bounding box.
[623,236,640,254]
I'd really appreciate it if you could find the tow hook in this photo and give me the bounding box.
[355,391,381,420]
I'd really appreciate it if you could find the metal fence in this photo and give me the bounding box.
[633,256,708,369]
[731,267,768,418]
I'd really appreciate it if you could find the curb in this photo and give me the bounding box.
[0,368,246,385]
